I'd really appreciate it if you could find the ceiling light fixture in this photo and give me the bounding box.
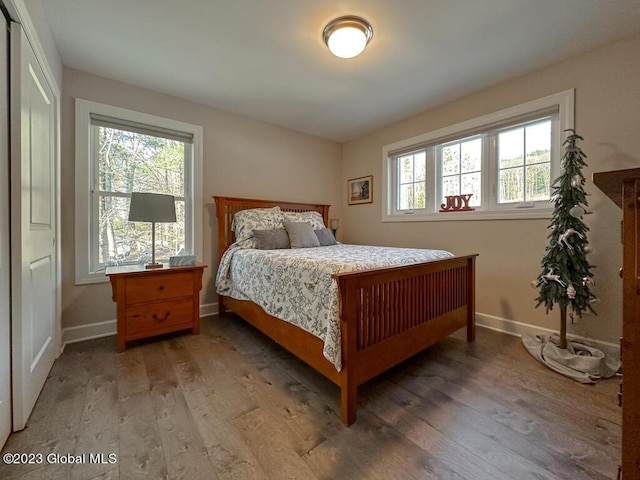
[323,16,373,59]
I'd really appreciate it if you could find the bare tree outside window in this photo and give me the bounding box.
[94,125,187,270]
[498,120,551,204]
[398,151,426,210]
[441,136,482,207]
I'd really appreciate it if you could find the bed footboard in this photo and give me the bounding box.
[334,254,477,425]
[214,195,477,427]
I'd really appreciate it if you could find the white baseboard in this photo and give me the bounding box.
[61,307,619,361]
[199,301,218,318]
[61,319,117,349]
[475,312,620,360]
[61,302,219,348]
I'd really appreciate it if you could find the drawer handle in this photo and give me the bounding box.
[158,285,165,291]
[152,311,170,323]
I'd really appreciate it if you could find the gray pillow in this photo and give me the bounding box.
[253,228,291,250]
[315,228,337,246]
[284,221,320,248]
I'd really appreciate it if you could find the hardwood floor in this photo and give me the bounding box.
[0,315,621,480]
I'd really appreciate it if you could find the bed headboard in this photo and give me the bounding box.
[213,196,331,262]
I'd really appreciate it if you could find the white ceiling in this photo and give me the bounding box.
[42,0,640,143]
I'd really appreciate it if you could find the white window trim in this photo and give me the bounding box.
[75,98,203,285]
[382,89,574,222]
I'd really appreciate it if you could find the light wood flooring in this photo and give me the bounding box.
[1,315,622,480]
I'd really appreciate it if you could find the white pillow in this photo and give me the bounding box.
[232,206,283,245]
[282,211,325,230]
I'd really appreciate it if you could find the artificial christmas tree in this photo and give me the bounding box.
[524,130,619,382]
[534,129,597,349]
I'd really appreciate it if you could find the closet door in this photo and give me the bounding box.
[0,13,11,448]
[10,22,57,430]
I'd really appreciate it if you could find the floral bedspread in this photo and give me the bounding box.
[216,244,453,371]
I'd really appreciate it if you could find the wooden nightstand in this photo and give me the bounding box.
[106,263,206,352]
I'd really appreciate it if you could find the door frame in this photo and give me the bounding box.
[5,0,61,430]
[0,5,11,449]
[5,0,61,353]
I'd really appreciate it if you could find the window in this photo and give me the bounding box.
[382,90,574,221]
[440,136,482,207]
[75,99,203,284]
[398,151,426,210]
[497,119,551,204]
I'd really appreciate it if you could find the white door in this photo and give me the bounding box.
[0,12,12,447]
[10,23,58,431]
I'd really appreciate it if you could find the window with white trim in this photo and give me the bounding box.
[398,151,426,210]
[75,99,203,284]
[383,90,574,221]
[441,135,482,207]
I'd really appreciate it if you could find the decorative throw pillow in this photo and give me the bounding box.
[314,228,338,246]
[282,211,325,230]
[253,228,291,250]
[232,206,283,245]
[284,221,320,248]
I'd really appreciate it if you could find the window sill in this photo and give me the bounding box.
[382,208,552,222]
[75,271,109,286]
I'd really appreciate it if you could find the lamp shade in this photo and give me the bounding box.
[329,218,340,230]
[128,192,176,223]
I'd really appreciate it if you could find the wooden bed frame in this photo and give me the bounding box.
[213,196,477,426]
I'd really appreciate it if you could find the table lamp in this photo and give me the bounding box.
[128,192,176,269]
[329,218,340,237]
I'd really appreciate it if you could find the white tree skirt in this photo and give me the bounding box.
[522,334,620,383]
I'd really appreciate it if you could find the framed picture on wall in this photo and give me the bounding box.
[348,175,373,205]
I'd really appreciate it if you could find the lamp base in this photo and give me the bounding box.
[145,262,164,270]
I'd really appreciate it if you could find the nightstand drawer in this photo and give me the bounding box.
[125,272,193,304]
[125,298,194,336]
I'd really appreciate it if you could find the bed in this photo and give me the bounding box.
[213,195,477,426]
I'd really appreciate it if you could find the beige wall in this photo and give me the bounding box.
[62,32,639,343]
[61,68,342,330]
[341,33,640,345]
